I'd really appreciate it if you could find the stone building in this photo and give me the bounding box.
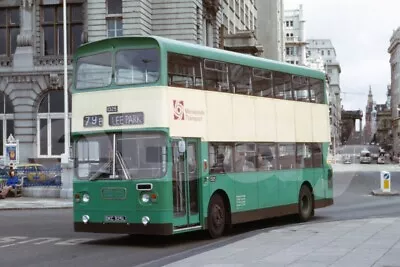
[284,4,306,65]
[306,39,342,150]
[389,27,400,155]
[0,0,233,165]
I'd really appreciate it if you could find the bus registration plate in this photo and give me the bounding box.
[105,215,127,223]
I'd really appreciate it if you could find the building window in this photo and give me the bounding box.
[0,93,14,157]
[327,50,331,56]
[37,91,72,157]
[106,0,123,37]
[41,3,83,56]
[0,7,20,56]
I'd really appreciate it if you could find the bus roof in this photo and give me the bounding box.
[75,36,326,80]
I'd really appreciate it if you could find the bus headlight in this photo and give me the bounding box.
[82,193,90,203]
[141,193,150,203]
[142,216,150,225]
[82,215,90,224]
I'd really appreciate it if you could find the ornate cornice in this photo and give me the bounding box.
[203,0,221,15]
[33,56,73,66]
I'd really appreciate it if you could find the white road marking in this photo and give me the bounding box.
[55,238,94,245]
[18,237,62,245]
[0,236,94,248]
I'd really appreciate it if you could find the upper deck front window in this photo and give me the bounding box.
[75,52,112,90]
[115,48,160,85]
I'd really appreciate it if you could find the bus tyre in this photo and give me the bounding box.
[298,185,314,222]
[207,194,226,239]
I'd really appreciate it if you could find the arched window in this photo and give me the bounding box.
[0,92,14,156]
[37,90,71,157]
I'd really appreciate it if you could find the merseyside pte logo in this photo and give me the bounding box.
[173,100,185,120]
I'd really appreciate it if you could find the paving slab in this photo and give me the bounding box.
[163,217,400,267]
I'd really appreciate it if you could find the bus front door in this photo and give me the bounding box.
[172,138,201,231]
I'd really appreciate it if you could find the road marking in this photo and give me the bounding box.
[55,238,94,245]
[0,236,94,248]
[18,237,62,245]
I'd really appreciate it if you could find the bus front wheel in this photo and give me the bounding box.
[207,194,226,239]
[297,185,314,222]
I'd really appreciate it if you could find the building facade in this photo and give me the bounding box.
[306,39,342,150]
[283,4,306,65]
[222,0,257,35]
[0,0,225,165]
[389,27,400,155]
[256,0,284,61]
[376,104,392,150]
[221,0,262,55]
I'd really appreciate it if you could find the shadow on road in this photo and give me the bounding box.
[82,214,316,248]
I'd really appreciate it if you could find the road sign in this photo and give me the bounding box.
[380,171,391,193]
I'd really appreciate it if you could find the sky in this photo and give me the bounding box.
[284,0,399,111]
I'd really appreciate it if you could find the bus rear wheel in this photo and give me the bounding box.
[297,185,314,222]
[207,194,226,239]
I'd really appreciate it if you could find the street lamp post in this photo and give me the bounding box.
[63,0,69,162]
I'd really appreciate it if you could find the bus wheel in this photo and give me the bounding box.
[207,194,226,239]
[297,185,314,222]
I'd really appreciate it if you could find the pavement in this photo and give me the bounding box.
[163,216,400,267]
[0,197,72,210]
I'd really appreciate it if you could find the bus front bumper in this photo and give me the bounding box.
[74,222,173,235]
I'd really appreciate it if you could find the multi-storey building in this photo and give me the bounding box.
[283,4,306,65]
[221,0,262,55]
[0,0,226,165]
[389,27,400,155]
[222,0,257,34]
[256,0,284,61]
[306,39,342,150]
[376,104,392,150]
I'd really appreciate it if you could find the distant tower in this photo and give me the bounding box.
[364,86,374,143]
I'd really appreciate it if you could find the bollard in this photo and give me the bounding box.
[380,171,391,193]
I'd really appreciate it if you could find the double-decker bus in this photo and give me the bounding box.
[72,36,333,238]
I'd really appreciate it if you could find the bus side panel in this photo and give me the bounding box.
[279,169,301,206]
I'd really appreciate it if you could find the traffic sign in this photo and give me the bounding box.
[380,171,391,192]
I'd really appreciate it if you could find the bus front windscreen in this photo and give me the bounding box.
[75,52,113,90]
[74,132,167,180]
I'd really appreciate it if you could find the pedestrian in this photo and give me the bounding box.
[0,167,19,199]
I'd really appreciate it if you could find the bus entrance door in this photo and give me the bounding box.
[172,138,201,232]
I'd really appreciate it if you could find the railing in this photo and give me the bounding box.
[33,55,73,66]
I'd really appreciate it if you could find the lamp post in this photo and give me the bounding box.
[63,0,69,162]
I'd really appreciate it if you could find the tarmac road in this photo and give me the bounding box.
[0,169,400,267]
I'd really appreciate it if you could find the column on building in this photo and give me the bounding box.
[389,27,400,155]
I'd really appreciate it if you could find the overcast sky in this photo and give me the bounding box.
[284,0,398,111]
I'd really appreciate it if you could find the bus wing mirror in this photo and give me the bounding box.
[178,140,186,153]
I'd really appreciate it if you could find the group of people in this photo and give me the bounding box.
[0,163,19,199]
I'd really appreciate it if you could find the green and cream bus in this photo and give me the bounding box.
[72,36,333,238]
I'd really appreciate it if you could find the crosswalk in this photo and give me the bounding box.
[0,236,94,248]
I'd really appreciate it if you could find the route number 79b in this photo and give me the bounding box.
[83,115,103,128]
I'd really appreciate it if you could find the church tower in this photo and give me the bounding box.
[364,86,374,143]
